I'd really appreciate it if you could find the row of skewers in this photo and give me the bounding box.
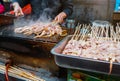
[62,23,120,74]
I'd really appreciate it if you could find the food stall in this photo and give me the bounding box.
[0,0,120,81]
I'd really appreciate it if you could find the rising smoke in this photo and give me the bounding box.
[14,0,61,27]
[38,0,61,22]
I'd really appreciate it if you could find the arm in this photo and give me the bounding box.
[12,0,30,8]
[54,0,73,23]
[12,0,30,16]
[61,0,73,17]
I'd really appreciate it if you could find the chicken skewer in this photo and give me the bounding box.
[63,24,120,74]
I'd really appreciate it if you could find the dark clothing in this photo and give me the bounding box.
[0,0,4,5]
[12,0,73,20]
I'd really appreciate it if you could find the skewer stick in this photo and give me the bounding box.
[110,25,112,41]
[10,67,43,81]
[76,25,82,40]
[11,67,39,80]
[111,26,115,42]
[91,26,94,37]
[80,24,87,40]
[71,23,80,40]
[91,26,95,38]
[97,27,102,40]
[81,24,89,41]
[94,27,98,39]
[116,24,119,42]
[77,25,83,40]
[101,26,104,37]
[82,25,91,40]
[106,26,109,41]
[117,24,120,42]
[113,27,117,42]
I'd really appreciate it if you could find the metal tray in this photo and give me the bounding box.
[51,35,120,76]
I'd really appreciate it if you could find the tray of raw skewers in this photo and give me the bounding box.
[51,24,120,76]
[14,21,67,42]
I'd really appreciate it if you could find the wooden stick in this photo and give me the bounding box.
[76,24,82,40]
[71,23,80,40]
[0,65,45,81]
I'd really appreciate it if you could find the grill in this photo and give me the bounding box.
[0,16,66,75]
[0,23,65,56]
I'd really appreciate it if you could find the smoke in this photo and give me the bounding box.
[14,0,61,27]
[37,0,61,22]
[38,8,54,23]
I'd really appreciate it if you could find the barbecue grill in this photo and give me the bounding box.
[0,16,68,75]
[0,16,65,56]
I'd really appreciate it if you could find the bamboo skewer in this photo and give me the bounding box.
[71,23,80,40]
[81,25,91,41]
[0,64,45,81]
[75,25,82,40]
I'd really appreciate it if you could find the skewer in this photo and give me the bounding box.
[71,23,80,40]
[116,25,119,42]
[75,24,82,40]
[91,26,94,39]
[117,24,120,42]
[80,24,87,40]
[11,67,39,80]
[106,26,109,41]
[94,27,98,39]
[91,26,95,38]
[76,27,82,40]
[81,25,91,40]
[100,26,104,37]
[97,27,102,40]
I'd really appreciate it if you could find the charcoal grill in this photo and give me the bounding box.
[0,16,69,79]
[0,24,63,75]
[0,22,65,57]
[51,35,120,76]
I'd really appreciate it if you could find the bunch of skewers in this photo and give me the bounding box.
[62,23,120,74]
[0,64,45,81]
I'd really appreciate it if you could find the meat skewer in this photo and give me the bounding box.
[62,24,120,74]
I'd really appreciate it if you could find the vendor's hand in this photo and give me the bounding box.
[54,12,67,23]
[12,2,24,17]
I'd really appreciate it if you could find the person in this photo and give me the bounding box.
[12,0,73,23]
[0,0,5,14]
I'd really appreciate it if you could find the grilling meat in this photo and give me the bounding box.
[14,22,67,38]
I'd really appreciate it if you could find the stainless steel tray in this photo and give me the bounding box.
[51,35,120,76]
